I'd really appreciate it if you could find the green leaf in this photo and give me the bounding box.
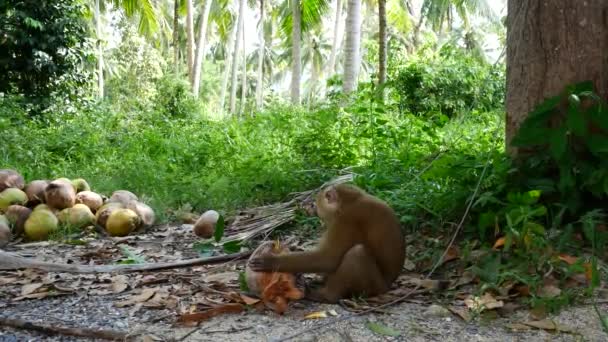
[214,214,225,243]
[222,240,242,254]
[549,128,568,160]
[366,322,401,337]
[193,241,215,257]
[566,102,587,137]
[118,245,146,264]
[238,271,250,292]
[528,95,561,120]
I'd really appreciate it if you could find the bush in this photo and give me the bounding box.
[153,74,201,119]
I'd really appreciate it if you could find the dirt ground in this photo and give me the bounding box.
[1,223,606,342]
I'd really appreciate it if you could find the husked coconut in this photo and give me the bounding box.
[106,208,140,237]
[0,214,10,247]
[75,191,103,212]
[71,178,91,193]
[95,202,124,228]
[126,200,155,228]
[108,190,138,205]
[4,205,32,235]
[0,169,25,192]
[44,179,76,210]
[24,209,58,241]
[0,188,28,211]
[193,210,220,239]
[24,180,49,206]
[57,204,95,229]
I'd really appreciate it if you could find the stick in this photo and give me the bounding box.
[0,250,251,274]
[0,316,129,341]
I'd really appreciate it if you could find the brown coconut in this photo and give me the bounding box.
[95,202,124,228]
[193,210,220,239]
[75,191,103,213]
[0,169,25,192]
[0,214,10,247]
[44,179,76,210]
[25,180,49,206]
[108,190,138,205]
[4,205,32,235]
[126,201,155,228]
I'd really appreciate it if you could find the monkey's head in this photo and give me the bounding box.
[315,184,364,222]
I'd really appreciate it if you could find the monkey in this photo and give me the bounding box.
[248,183,405,303]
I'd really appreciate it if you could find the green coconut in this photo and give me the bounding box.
[0,188,28,212]
[71,178,91,193]
[24,209,58,241]
[95,202,124,228]
[105,208,140,237]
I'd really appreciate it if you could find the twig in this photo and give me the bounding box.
[0,316,129,341]
[0,250,251,273]
[205,326,253,334]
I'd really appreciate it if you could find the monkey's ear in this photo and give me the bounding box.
[324,186,339,204]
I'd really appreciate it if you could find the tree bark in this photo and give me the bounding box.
[173,0,180,73]
[377,0,387,88]
[186,0,195,83]
[342,0,362,93]
[220,21,238,111]
[506,0,608,154]
[327,0,343,76]
[94,0,104,99]
[255,0,265,109]
[230,0,245,114]
[192,0,213,98]
[290,0,302,105]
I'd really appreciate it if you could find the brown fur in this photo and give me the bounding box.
[248,184,405,303]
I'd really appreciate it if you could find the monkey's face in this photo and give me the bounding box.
[315,186,339,223]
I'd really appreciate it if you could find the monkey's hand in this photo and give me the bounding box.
[248,255,280,272]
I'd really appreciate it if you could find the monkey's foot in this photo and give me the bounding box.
[304,287,340,304]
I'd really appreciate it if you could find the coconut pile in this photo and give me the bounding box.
[0,169,155,247]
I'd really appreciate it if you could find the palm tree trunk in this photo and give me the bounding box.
[94,0,104,99]
[378,0,387,88]
[192,0,213,98]
[255,0,265,109]
[220,21,238,111]
[186,0,195,82]
[290,0,302,104]
[173,0,179,73]
[229,0,245,114]
[342,0,361,93]
[240,19,247,116]
[327,0,342,76]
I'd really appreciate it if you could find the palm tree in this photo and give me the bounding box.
[290,0,302,104]
[420,0,496,33]
[94,0,104,98]
[326,0,343,77]
[302,31,330,104]
[186,0,195,81]
[255,0,266,108]
[173,0,179,72]
[229,0,245,113]
[219,13,238,111]
[377,0,386,88]
[240,18,247,115]
[342,0,361,93]
[192,0,214,97]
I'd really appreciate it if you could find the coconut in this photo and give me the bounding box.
[0,188,28,212]
[24,209,58,241]
[108,190,138,205]
[34,203,51,211]
[44,179,76,210]
[193,210,220,239]
[126,201,155,228]
[75,191,103,212]
[95,202,124,228]
[57,204,95,229]
[0,169,25,192]
[71,178,91,193]
[105,208,140,237]
[24,180,49,206]
[4,205,32,235]
[0,215,10,247]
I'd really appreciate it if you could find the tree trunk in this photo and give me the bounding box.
[377,0,387,88]
[342,0,362,93]
[185,0,195,82]
[327,0,342,76]
[506,0,608,154]
[192,0,213,98]
[290,0,302,105]
[94,0,104,99]
[220,21,238,112]
[255,0,265,109]
[173,0,179,73]
[229,0,245,114]
[240,19,247,116]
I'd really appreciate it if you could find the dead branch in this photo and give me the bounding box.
[0,250,251,273]
[0,316,129,341]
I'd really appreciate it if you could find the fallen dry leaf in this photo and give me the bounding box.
[538,284,561,298]
[464,292,503,312]
[111,275,129,294]
[522,319,574,333]
[442,246,460,264]
[505,323,531,331]
[448,306,472,322]
[558,254,578,265]
[240,294,261,305]
[21,283,44,296]
[304,311,328,319]
[493,237,506,250]
[0,277,17,286]
[115,288,157,307]
[206,271,239,284]
[177,303,244,326]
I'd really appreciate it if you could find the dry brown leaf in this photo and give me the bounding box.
[177,303,244,326]
[111,275,129,294]
[240,294,261,305]
[464,292,503,312]
[538,284,561,298]
[21,283,44,296]
[406,278,442,290]
[0,277,17,286]
[304,311,328,319]
[442,246,460,263]
[114,288,157,307]
[448,306,472,322]
[206,271,239,284]
[492,237,506,250]
[505,323,531,331]
[529,305,547,320]
[558,254,578,265]
[13,291,52,301]
[522,319,574,333]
